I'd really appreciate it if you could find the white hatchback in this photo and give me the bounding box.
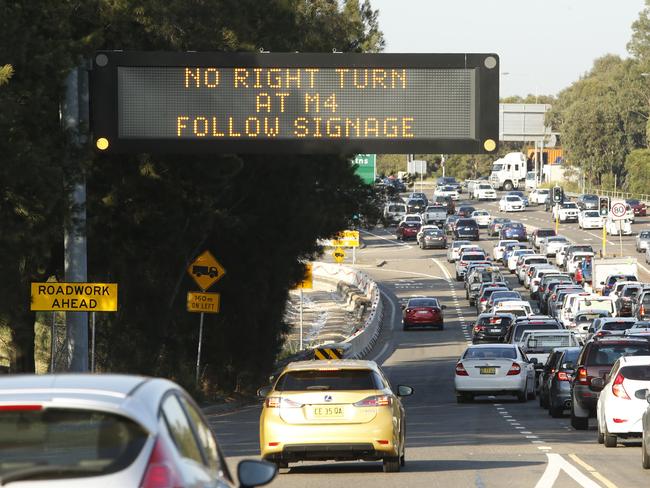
[595,356,650,447]
[499,195,525,212]
[579,210,604,229]
[471,210,491,227]
[454,344,536,402]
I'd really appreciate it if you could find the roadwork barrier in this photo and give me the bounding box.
[312,262,383,359]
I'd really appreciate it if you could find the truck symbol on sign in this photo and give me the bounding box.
[192,265,219,278]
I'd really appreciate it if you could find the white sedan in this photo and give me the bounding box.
[493,239,518,261]
[539,236,571,257]
[606,217,633,236]
[499,195,525,212]
[471,210,491,227]
[595,356,650,448]
[579,210,604,229]
[454,344,536,402]
[507,249,535,273]
[435,185,460,200]
[529,188,550,205]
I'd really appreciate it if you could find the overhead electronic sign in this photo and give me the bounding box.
[91,51,499,154]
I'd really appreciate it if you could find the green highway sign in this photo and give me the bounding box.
[353,154,376,184]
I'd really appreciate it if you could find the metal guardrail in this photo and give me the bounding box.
[582,188,650,203]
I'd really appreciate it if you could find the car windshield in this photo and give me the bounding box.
[583,195,598,202]
[408,298,439,308]
[463,347,516,359]
[578,299,614,313]
[584,211,600,217]
[0,408,148,480]
[586,344,650,366]
[641,231,650,238]
[478,184,492,190]
[389,205,406,212]
[524,334,579,353]
[627,199,640,205]
[408,199,425,206]
[506,196,520,201]
[561,203,578,208]
[275,369,383,391]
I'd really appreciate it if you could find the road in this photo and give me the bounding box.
[209,193,649,488]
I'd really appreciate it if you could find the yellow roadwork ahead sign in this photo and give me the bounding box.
[187,250,226,291]
[31,283,118,312]
[331,230,360,247]
[298,263,313,289]
[187,292,220,313]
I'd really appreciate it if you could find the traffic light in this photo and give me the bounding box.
[552,186,563,203]
[599,196,610,217]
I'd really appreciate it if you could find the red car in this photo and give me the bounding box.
[402,297,446,330]
[626,199,647,217]
[396,221,421,240]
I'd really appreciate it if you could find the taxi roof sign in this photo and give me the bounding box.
[187,250,226,291]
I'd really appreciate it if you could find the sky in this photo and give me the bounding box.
[370,0,647,98]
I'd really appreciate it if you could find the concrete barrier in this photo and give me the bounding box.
[312,262,383,360]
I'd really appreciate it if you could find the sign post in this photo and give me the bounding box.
[599,196,610,257]
[610,202,626,257]
[187,251,226,386]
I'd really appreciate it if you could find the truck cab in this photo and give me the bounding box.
[489,152,528,191]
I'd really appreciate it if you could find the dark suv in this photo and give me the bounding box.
[454,218,480,241]
[570,336,650,430]
[576,194,599,211]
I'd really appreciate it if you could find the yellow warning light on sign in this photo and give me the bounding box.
[483,139,496,152]
[96,138,109,150]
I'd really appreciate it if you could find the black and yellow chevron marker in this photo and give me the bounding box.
[314,347,344,360]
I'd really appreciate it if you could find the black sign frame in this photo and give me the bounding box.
[90,51,499,154]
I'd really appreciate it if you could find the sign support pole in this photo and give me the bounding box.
[91,312,96,373]
[299,288,304,351]
[50,313,56,373]
[619,221,624,257]
[555,213,559,234]
[602,224,607,257]
[196,312,205,386]
[352,246,356,265]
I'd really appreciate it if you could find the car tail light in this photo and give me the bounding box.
[480,297,487,302]
[551,294,557,301]
[354,395,392,407]
[612,373,630,400]
[641,305,646,316]
[613,418,628,423]
[557,371,571,381]
[0,404,43,411]
[595,331,610,337]
[455,363,469,376]
[507,363,521,375]
[140,437,183,488]
[265,397,303,408]
[474,324,486,332]
[576,366,589,385]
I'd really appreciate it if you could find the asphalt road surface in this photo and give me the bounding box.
[209,193,649,488]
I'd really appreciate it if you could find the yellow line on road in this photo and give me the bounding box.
[568,453,618,488]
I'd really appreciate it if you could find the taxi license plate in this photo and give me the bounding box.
[480,367,496,375]
[312,406,344,418]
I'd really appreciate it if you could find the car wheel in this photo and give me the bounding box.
[383,457,401,473]
[438,322,444,330]
[517,389,527,402]
[457,392,472,403]
[456,273,462,281]
[539,392,548,409]
[527,388,536,401]
[570,407,589,430]
[400,451,406,467]
[604,432,617,448]
[597,421,604,444]
[403,324,409,331]
[643,435,650,469]
[549,402,564,418]
[273,460,289,470]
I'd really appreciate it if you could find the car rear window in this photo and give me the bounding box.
[463,254,485,261]
[601,322,635,331]
[408,298,439,308]
[464,347,517,359]
[0,408,148,480]
[538,230,556,237]
[586,343,650,365]
[513,323,561,342]
[620,365,650,380]
[275,369,384,391]
[477,316,513,327]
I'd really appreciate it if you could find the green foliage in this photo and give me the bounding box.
[0,0,384,396]
[0,64,13,85]
[624,148,650,194]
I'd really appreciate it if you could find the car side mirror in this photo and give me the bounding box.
[401,304,406,310]
[441,305,447,310]
[257,386,271,397]
[590,377,605,391]
[397,385,414,397]
[238,459,277,488]
[635,388,649,400]
[561,362,574,370]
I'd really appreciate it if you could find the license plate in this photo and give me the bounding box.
[312,406,344,418]
[480,367,496,374]
[489,328,502,333]
[417,310,430,315]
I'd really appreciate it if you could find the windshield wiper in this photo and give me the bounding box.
[0,465,103,485]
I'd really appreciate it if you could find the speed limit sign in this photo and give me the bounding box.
[610,202,626,219]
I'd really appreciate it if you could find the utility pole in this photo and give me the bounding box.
[62,65,90,372]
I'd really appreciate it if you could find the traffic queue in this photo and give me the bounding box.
[384,178,650,470]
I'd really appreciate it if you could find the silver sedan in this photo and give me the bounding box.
[0,374,276,487]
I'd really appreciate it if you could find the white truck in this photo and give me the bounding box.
[589,257,638,294]
[489,152,528,191]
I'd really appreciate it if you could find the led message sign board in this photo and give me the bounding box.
[90,52,499,154]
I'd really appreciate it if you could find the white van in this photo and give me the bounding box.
[383,202,407,224]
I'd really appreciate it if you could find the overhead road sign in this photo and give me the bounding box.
[187,291,220,313]
[353,154,376,184]
[187,250,226,291]
[31,283,118,312]
[91,51,500,155]
[610,202,626,219]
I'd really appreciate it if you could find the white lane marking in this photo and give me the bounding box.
[534,454,602,488]
[526,435,539,439]
[361,229,411,248]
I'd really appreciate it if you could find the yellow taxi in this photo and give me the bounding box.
[258,359,413,472]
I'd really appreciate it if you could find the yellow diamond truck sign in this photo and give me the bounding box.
[187,250,226,291]
[31,283,118,312]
